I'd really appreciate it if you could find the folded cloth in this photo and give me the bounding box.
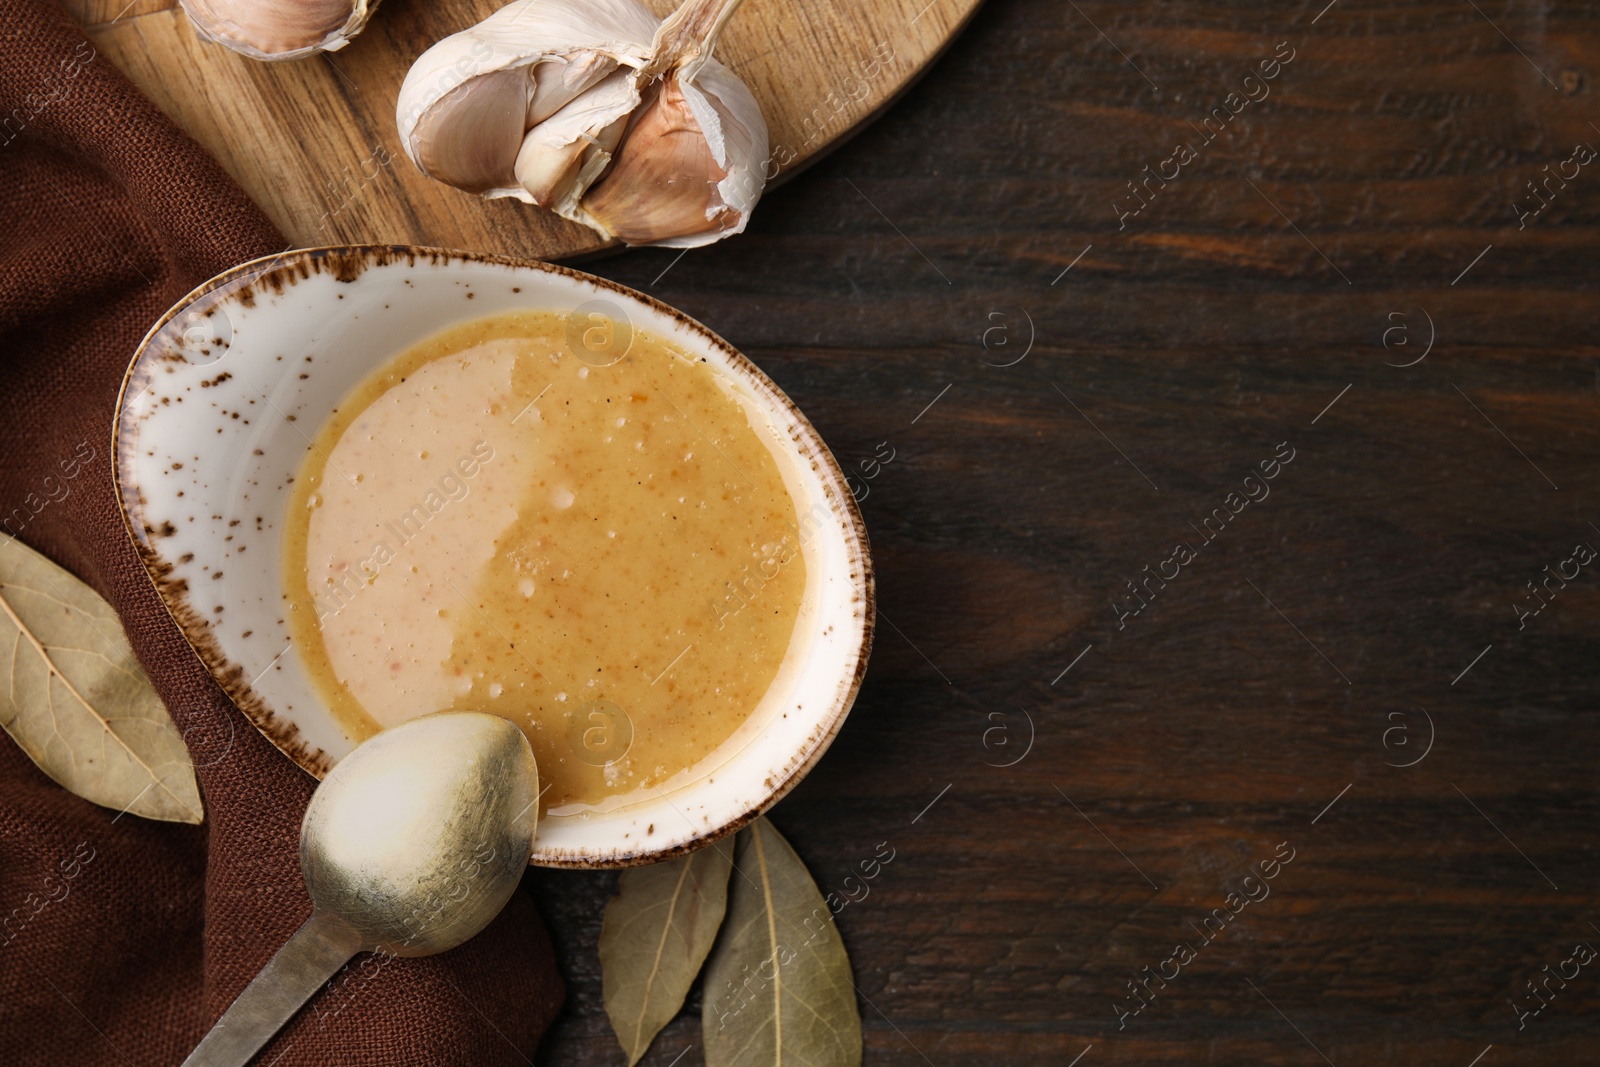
[0,2,565,1063]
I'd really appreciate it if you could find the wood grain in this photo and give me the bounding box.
[513,0,1600,1064]
[59,0,983,258]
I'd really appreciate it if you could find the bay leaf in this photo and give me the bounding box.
[602,840,735,1065]
[702,817,862,1067]
[0,537,202,823]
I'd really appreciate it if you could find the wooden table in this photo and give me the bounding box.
[522,0,1600,1063]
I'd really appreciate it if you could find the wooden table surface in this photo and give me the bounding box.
[513,0,1600,1063]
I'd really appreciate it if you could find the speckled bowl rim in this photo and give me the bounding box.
[112,244,875,868]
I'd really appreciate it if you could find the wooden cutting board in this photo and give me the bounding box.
[63,0,982,260]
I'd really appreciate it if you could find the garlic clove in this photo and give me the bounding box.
[181,0,375,61]
[582,63,768,247]
[580,73,736,245]
[516,111,631,212]
[528,53,620,126]
[510,69,638,206]
[514,129,590,209]
[409,69,532,194]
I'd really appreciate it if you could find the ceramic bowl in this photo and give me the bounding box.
[113,245,872,866]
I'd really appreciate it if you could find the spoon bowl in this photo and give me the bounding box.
[181,711,539,1066]
[302,712,539,956]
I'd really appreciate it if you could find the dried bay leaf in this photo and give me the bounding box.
[0,538,201,823]
[602,840,735,1064]
[702,817,862,1067]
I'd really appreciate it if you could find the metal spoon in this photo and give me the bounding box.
[181,711,540,1067]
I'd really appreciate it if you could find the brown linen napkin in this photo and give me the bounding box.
[0,1,565,1063]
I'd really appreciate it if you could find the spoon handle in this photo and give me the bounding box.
[180,910,362,1067]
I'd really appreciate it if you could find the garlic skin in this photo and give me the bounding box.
[181,0,377,62]
[396,0,768,248]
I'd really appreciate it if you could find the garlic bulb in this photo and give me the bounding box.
[181,0,378,61]
[396,0,767,248]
